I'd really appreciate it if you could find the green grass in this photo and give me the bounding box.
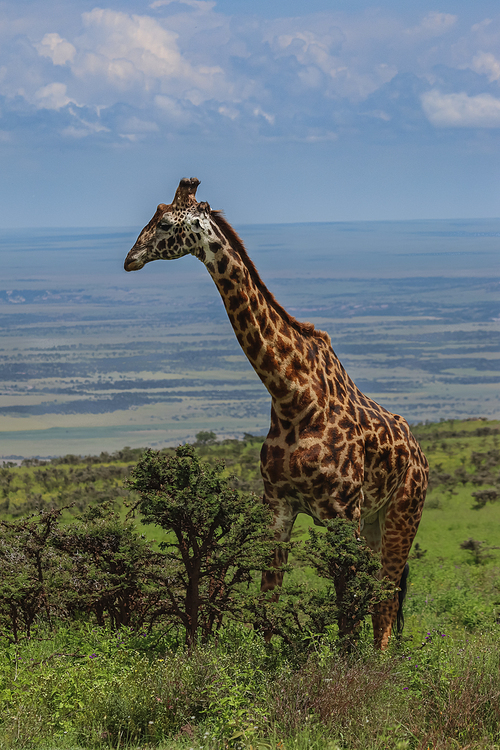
[2,621,500,749]
[412,419,500,560]
[2,419,500,749]
[416,487,500,561]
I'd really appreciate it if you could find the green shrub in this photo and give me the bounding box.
[0,509,65,640]
[128,445,279,646]
[51,504,170,630]
[0,506,171,640]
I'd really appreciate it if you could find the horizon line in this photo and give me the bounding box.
[2,215,500,231]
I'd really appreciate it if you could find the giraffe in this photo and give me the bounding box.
[124,177,429,649]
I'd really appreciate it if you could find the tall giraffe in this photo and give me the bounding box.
[124,177,428,649]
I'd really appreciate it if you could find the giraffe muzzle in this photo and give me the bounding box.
[124,248,146,271]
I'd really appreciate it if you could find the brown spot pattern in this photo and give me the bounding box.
[125,178,429,652]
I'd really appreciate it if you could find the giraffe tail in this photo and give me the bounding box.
[396,562,410,635]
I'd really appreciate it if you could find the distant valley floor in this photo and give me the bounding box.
[1,223,499,458]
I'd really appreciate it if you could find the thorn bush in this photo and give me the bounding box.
[128,445,278,646]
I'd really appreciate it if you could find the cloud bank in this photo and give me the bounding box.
[1,3,500,145]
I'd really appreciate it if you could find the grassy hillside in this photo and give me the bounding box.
[2,417,500,637]
[1,419,500,749]
[2,418,499,557]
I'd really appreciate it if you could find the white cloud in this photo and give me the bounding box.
[61,108,110,137]
[34,82,74,109]
[119,116,159,140]
[407,11,457,37]
[420,11,457,34]
[61,125,96,138]
[218,105,239,120]
[78,8,187,81]
[297,65,324,89]
[253,107,275,125]
[66,8,229,106]
[154,94,190,121]
[303,130,338,142]
[266,25,345,83]
[2,3,500,145]
[421,89,500,127]
[264,20,397,102]
[471,18,493,33]
[456,16,500,71]
[470,51,500,82]
[36,33,76,66]
[149,0,216,10]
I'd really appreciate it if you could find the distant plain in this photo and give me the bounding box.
[0,219,499,458]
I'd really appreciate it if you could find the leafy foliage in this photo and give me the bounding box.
[0,509,64,640]
[0,507,170,641]
[0,420,500,747]
[300,518,395,645]
[128,445,277,646]
[460,537,500,565]
[194,430,218,445]
[51,504,170,630]
[251,519,395,654]
[2,622,500,749]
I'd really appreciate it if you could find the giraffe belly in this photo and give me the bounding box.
[261,432,407,526]
[264,453,367,524]
[284,480,390,526]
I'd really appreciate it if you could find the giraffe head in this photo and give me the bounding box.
[124,177,223,271]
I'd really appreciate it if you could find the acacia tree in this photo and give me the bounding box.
[0,505,174,640]
[128,446,279,647]
[52,504,170,630]
[252,518,395,652]
[301,518,395,648]
[0,509,64,641]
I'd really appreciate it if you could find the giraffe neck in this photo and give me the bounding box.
[200,214,337,422]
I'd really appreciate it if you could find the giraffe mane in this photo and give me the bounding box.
[211,210,330,343]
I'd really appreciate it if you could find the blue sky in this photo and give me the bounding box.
[1,0,500,226]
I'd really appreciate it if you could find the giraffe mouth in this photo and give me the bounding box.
[124,249,146,271]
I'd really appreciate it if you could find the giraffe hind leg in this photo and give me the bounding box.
[396,562,410,635]
[372,463,427,649]
[362,511,403,645]
[260,506,295,641]
[360,511,409,642]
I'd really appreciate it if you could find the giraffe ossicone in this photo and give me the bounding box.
[124,177,429,650]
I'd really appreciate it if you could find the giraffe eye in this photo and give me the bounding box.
[159,218,174,230]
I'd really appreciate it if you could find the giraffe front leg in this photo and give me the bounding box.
[260,542,290,593]
[372,465,427,650]
[260,504,296,601]
[260,495,295,641]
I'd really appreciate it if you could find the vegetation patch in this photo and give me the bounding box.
[0,419,500,748]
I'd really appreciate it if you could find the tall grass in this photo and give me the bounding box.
[2,620,500,749]
[2,420,500,749]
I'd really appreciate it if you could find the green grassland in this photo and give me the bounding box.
[1,419,500,749]
[3,419,500,631]
[2,418,500,575]
[0,425,499,749]
[3,417,499,558]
